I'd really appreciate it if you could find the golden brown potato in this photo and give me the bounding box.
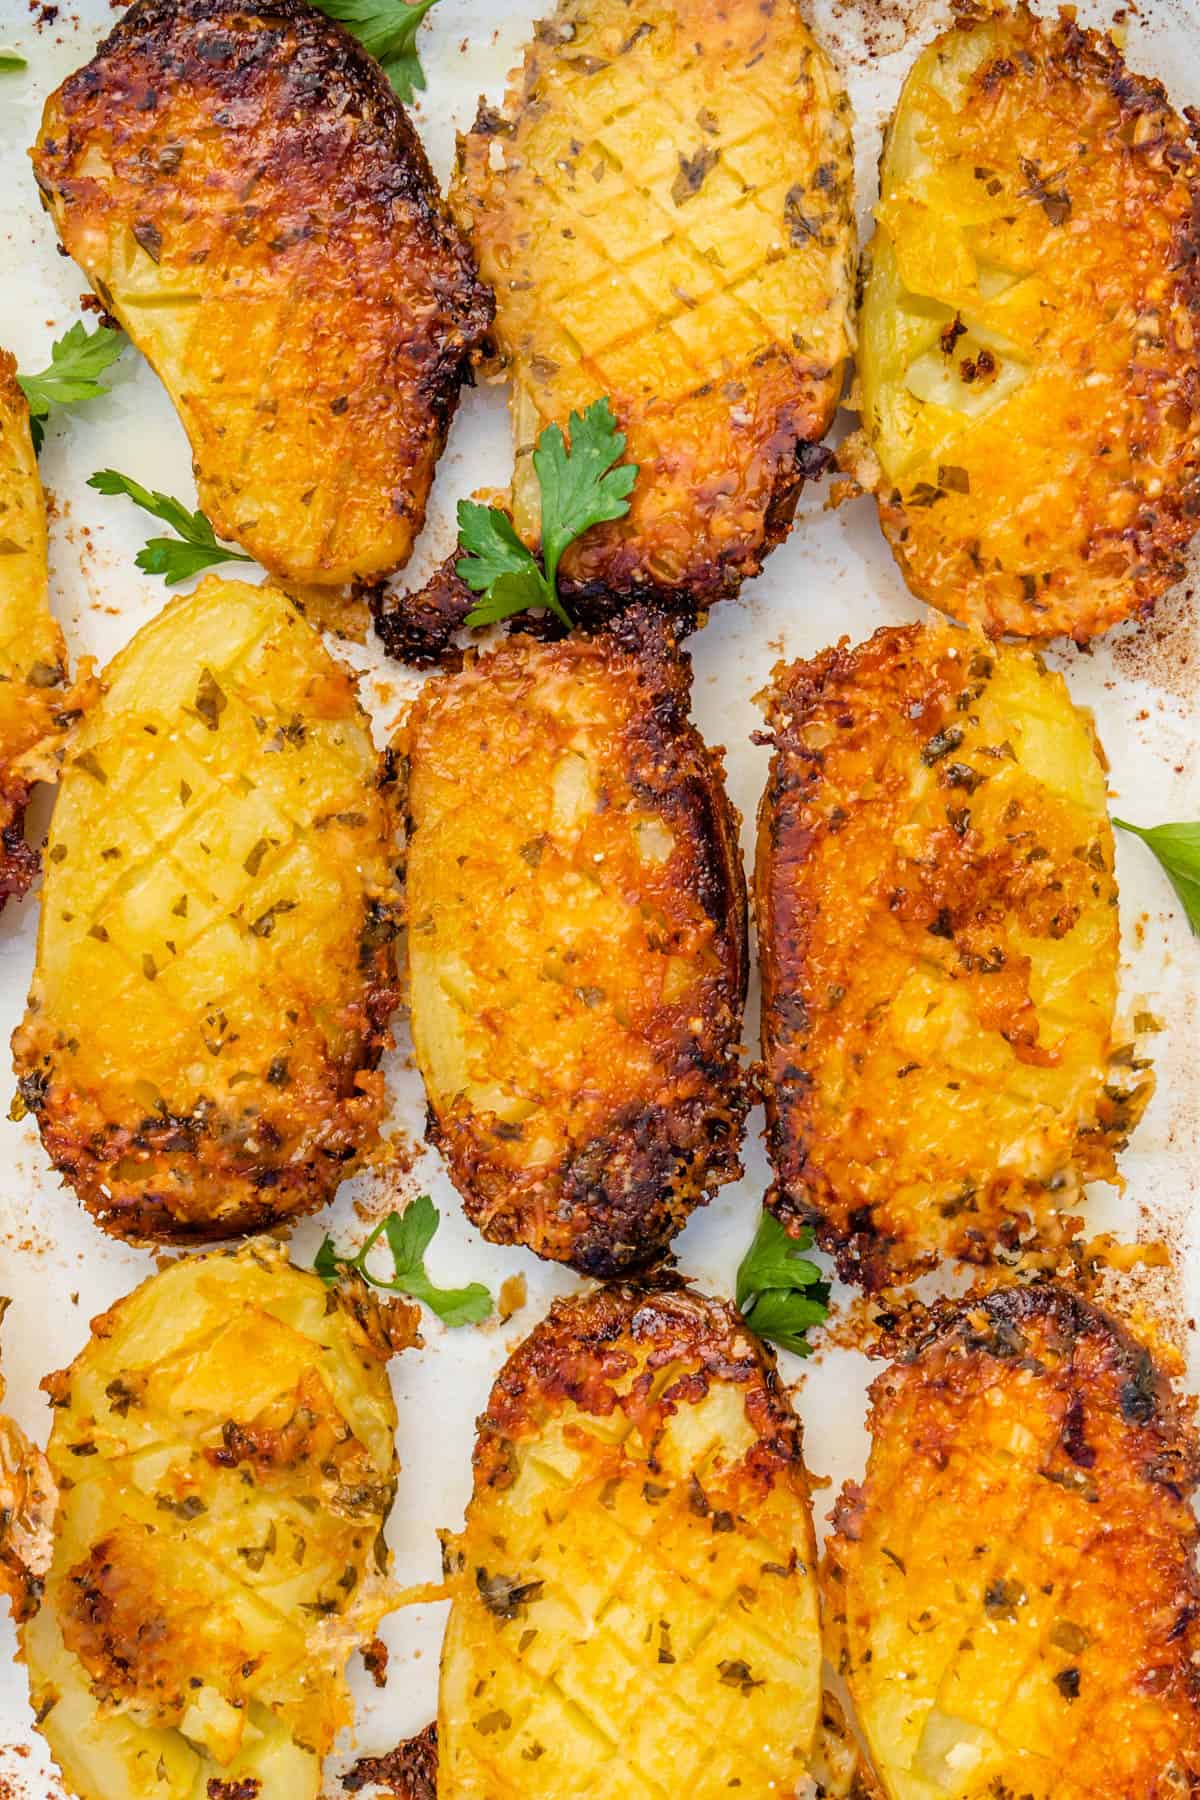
[0,1308,56,1625]
[400,614,749,1275]
[438,1283,828,1799]
[32,0,492,599]
[12,576,402,1243]
[848,2,1200,641]
[449,0,855,614]
[22,1240,415,1800]
[0,351,70,904]
[756,621,1150,1290]
[825,1283,1200,1799]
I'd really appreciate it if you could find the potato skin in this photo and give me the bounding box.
[32,0,492,596]
[0,351,70,906]
[12,577,402,1243]
[450,0,854,617]
[438,1282,826,1799]
[401,614,749,1276]
[825,1283,1200,1799]
[756,621,1148,1290]
[22,1241,415,1800]
[850,2,1200,641]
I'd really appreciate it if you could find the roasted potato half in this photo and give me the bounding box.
[0,351,71,905]
[12,576,402,1243]
[22,1239,415,1800]
[0,1311,56,1625]
[33,0,492,597]
[438,1283,827,1799]
[401,615,749,1275]
[450,0,855,612]
[825,1283,1200,1799]
[850,3,1200,641]
[756,621,1149,1290]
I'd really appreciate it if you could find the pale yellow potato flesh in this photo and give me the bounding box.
[401,623,749,1276]
[22,1241,407,1800]
[0,349,69,902]
[757,621,1149,1289]
[452,0,855,606]
[12,576,401,1241]
[439,1286,825,1799]
[852,6,1200,640]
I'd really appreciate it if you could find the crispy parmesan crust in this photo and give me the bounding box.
[448,0,854,618]
[851,2,1200,641]
[401,615,750,1276]
[23,1242,413,1800]
[32,0,492,597]
[0,351,71,908]
[756,621,1149,1291]
[344,1724,438,1799]
[469,1283,802,1480]
[438,1282,828,1798]
[825,1283,1200,1798]
[11,579,403,1243]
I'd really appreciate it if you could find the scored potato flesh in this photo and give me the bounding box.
[0,351,70,904]
[825,1284,1200,1799]
[851,3,1200,640]
[439,1284,825,1799]
[756,620,1148,1290]
[22,1241,412,1800]
[452,0,854,608]
[32,0,492,597]
[351,1692,881,1798]
[12,576,402,1242]
[401,616,749,1275]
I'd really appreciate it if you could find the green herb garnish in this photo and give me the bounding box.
[18,321,125,452]
[457,397,638,631]
[1114,817,1200,937]
[310,0,443,104]
[735,1211,830,1358]
[87,469,253,585]
[315,1194,493,1327]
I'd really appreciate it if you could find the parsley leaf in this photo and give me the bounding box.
[1114,817,1200,937]
[87,468,253,585]
[456,397,638,631]
[315,1195,493,1327]
[310,0,443,104]
[0,51,27,72]
[18,321,126,452]
[735,1211,830,1358]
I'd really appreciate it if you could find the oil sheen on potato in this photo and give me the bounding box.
[756,620,1151,1290]
[32,0,492,600]
[22,1240,414,1800]
[12,576,402,1243]
[451,0,855,612]
[0,351,71,905]
[825,1284,1200,1799]
[438,1284,826,1799]
[401,615,749,1275]
[850,3,1200,641]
